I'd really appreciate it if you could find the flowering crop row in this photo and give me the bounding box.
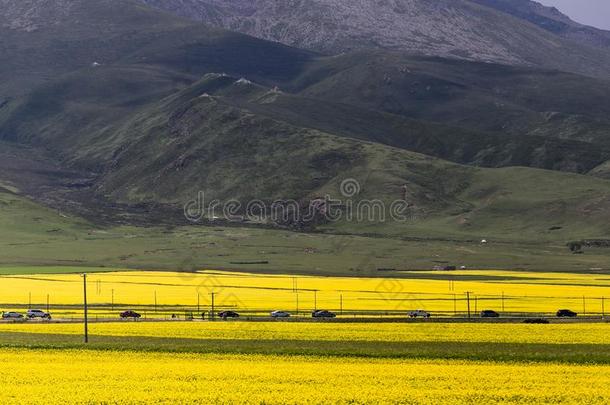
[1,349,610,404]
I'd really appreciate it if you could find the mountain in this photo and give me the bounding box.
[0,0,313,97]
[472,0,610,49]
[2,0,610,243]
[138,0,610,79]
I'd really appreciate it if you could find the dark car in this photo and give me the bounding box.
[218,311,240,320]
[312,310,336,318]
[480,310,500,318]
[556,309,577,318]
[120,310,141,319]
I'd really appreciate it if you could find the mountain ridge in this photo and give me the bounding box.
[138,0,610,79]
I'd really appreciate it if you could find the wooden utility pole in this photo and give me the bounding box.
[296,292,299,316]
[154,291,158,314]
[340,294,343,315]
[314,290,318,312]
[210,292,216,321]
[83,273,89,344]
[466,292,472,319]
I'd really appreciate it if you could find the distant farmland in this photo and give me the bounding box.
[1,269,609,317]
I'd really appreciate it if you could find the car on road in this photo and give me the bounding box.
[408,310,431,318]
[270,310,291,318]
[27,309,51,319]
[312,310,336,318]
[2,312,24,320]
[120,310,141,319]
[218,311,240,320]
[556,309,577,318]
[480,310,500,318]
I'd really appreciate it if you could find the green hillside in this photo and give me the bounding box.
[1,0,610,275]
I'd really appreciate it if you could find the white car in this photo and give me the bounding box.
[270,310,291,318]
[27,309,51,319]
[408,310,431,318]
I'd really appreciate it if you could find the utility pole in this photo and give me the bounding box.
[154,291,158,314]
[210,292,216,321]
[83,273,89,344]
[340,294,343,315]
[28,292,31,310]
[314,290,318,312]
[295,292,299,316]
[583,296,586,317]
[474,295,478,314]
[602,297,606,320]
[466,292,472,319]
[197,293,200,313]
[453,293,457,316]
[46,294,50,313]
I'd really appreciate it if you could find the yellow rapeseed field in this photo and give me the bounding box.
[1,269,609,314]
[1,321,610,345]
[0,349,609,404]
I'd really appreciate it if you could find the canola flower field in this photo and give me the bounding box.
[3,268,610,403]
[1,268,610,316]
[2,350,610,404]
[1,322,610,404]
[1,321,610,345]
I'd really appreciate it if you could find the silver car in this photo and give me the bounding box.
[270,310,291,318]
[27,309,51,319]
[2,312,24,319]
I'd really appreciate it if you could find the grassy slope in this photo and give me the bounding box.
[3,68,610,251]
[0,0,609,269]
[2,187,610,274]
[293,53,610,171]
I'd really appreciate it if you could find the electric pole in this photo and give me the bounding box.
[340,294,343,315]
[83,273,89,344]
[466,291,472,319]
[210,292,216,321]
